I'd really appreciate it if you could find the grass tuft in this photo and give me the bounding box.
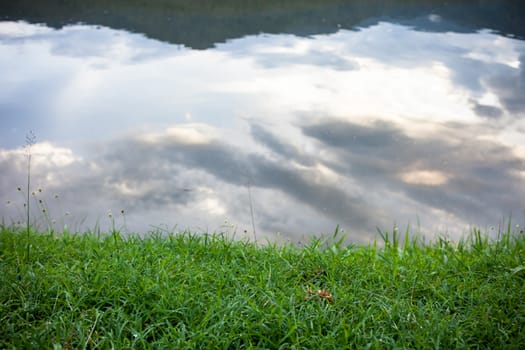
[1,225,524,348]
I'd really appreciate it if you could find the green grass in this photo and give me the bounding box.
[1,226,524,349]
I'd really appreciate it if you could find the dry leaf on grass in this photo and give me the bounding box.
[304,288,334,303]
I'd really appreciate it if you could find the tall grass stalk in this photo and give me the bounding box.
[24,131,36,261]
[247,182,257,242]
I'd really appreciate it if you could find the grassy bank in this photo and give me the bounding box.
[1,226,524,349]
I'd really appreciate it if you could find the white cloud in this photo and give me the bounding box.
[400,170,449,186]
[1,21,524,242]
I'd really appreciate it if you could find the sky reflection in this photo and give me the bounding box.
[1,20,524,243]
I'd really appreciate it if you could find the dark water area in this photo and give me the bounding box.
[2,0,525,48]
[1,0,524,243]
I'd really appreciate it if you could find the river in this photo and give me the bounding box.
[1,1,524,243]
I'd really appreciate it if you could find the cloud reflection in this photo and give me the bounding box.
[302,119,525,225]
[1,21,524,242]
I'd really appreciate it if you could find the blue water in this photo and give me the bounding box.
[1,1,524,243]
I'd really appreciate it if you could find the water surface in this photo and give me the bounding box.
[1,1,524,243]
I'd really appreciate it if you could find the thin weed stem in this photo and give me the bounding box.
[247,182,257,243]
[25,131,36,261]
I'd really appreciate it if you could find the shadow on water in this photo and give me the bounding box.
[2,0,524,48]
